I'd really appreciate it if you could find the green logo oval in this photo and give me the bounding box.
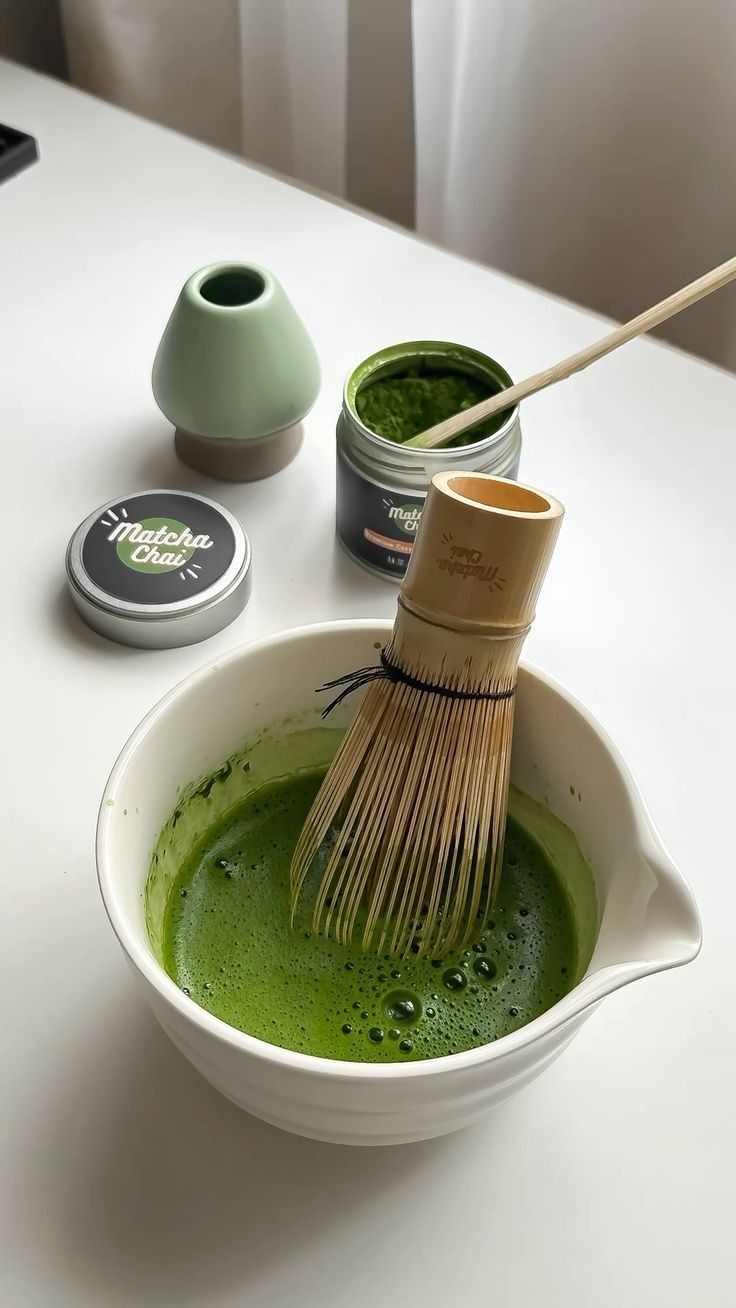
[387,504,422,536]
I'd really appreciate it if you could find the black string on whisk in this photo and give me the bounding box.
[319,649,516,717]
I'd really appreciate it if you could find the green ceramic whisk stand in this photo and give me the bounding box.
[152,262,320,481]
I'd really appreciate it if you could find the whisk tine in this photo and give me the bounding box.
[443,701,490,947]
[316,680,413,939]
[367,683,450,952]
[324,705,401,941]
[290,695,380,912]
[388,692,468,955]
[290,472,564,957]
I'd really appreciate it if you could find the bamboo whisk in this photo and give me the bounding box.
[290,472,564,957]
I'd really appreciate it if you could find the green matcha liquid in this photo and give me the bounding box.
[163,768,579,1062]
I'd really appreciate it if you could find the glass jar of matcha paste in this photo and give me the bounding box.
[336,340,522,580]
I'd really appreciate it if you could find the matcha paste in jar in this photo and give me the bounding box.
[355,369,494,446]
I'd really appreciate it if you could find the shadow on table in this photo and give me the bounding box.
[49,581,151,660]
[22,999,471,1306]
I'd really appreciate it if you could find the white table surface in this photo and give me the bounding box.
[1,59,733,1308]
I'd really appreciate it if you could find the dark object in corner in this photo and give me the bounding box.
[0,124,39,184]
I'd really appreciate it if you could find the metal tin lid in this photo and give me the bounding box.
[66,489,252,648]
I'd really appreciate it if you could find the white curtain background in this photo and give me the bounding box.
[413,0,736,370]
[4,0,736,368]
[56,0,415,223]
[58,0,351,196]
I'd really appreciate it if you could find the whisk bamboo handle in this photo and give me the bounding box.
[401,472,564,636]
[405,252,736,450]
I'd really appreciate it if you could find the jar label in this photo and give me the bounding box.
[336,449,426,579]
[80,491,236,605]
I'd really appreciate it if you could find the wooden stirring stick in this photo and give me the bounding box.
[405,253,736,450]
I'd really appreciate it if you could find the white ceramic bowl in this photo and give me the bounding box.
[97,621,701,1146]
